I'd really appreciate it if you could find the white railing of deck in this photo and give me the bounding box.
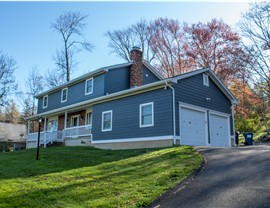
[63,125,92,138]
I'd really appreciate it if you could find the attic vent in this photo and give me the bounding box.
[203,74,209,87]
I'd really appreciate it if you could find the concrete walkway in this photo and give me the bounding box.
[150,145,270,208]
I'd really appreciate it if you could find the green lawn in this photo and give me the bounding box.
[0,146,202,208]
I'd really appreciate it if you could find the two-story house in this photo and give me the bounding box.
[27,47,237,149]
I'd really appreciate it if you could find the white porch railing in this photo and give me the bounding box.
[27,131,63,145]
[63,125,92,138]
[27,125,92,145]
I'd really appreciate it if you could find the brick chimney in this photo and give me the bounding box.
[130,46,143,88]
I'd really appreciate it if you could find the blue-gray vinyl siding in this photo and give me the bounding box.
[104,66,160,95]
[91,88,173,141]
[174,73,233,136]
[104,66,130,95]
[37,74,105,113]
[143,66,160,84]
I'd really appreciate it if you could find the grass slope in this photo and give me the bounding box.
[0,146,202,208]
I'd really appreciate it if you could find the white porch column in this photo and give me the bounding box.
[63,111,67,142]
[44,117,47,148]
[27,120,30,135]
[64,112,67,129]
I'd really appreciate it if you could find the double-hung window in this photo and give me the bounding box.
[61,88,68,103]
[140,102,154,127]
[102,111,112,131]
[85,78,93,95]
[85,112,92,126]
[203,74,209,87]
[43,95,48,108]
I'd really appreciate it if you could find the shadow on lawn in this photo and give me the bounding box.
[0,146,157,179]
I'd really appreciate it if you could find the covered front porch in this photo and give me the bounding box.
[27,108,92,148]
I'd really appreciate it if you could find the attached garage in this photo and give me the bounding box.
[180,105,231,147]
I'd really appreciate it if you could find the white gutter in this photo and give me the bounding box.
[165,81,176,145]
[28,79,174,120]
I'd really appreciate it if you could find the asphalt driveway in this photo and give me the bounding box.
[150,144,270,208]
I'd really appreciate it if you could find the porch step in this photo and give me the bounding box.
[47,141,64,147]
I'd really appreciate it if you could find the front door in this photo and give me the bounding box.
[71,115,79,127]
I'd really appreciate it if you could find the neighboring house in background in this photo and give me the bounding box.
[27,47,237,149]
[0,122,26,151]
[0,122,26,142]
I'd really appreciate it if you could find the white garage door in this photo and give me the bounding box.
[180,107,207,146]
[209,113,230,147]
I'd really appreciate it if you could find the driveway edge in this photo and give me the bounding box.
[146,153,206,208]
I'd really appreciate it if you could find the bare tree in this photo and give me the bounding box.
[105,19,155,63]
[149,18,187,77]
[45,68,66,88]
[239,2,270,99]
[25,67,44,115]
[50,11,93,84]
[0,51,17,106]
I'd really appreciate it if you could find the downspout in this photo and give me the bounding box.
[165,81,176,145]
[231,104,236,146]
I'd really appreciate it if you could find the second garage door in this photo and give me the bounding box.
[209,113,230,147]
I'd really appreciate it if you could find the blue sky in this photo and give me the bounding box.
[0,1,251,96]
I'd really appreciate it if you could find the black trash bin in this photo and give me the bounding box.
[243,132,253,145]
[235,132,239,146]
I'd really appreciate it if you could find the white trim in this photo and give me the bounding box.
[48,116,58,121]
[92,135,173,144]
[71,115,80,127]
[179,102,208,113]
[203,73,209,87]
[209,110,230,118]
[140,102,154,128]
[102,110,112,132]
[42,95,48,109]
[85,78,93,95]
[178,102,231,116]
[61,88,68,103]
